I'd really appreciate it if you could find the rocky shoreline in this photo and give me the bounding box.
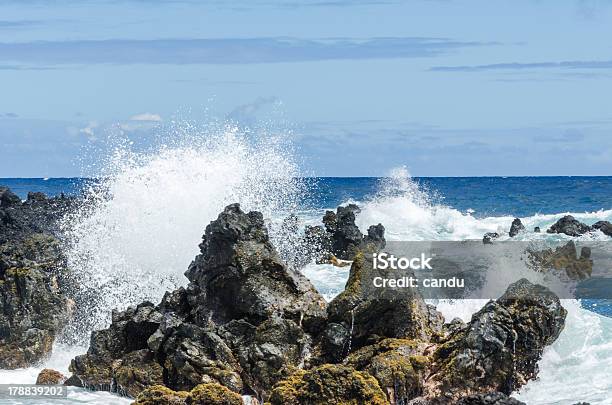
[1,186,604,404]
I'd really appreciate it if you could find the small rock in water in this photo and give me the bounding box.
[547,215,591,237]
[591,220,612,237]
[509,218,525,237]
[534,226,541,233]
[36,368,66,385]
[483,232,500,244]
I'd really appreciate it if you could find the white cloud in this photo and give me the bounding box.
[129,112,162,122]
[79,121,99,140]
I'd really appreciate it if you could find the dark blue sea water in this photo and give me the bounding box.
[5,176,612,218]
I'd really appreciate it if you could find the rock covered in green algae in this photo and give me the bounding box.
[268,364,388,405]
[346,338,432,403]
[133,383,242,405]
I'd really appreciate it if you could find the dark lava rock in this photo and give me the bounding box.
[0,187,72,369]
[69,204,327,399]
[325,251,444,358]
[547,215,591,237]
[324,204,364,260]
[0,187,74,245]
[534,226,541,233]
[591,220,612,237]
[483,232,500,244]
[509,218,525,237]
[427,278,566,399]
[319,204,385,260]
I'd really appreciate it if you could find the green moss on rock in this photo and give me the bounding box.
[268,364,388,405]
[187,383,243,405]
[133,385,189,405]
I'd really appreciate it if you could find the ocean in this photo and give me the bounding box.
[1,137,611,404]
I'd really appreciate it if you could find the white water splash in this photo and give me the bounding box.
[61,126,304,339]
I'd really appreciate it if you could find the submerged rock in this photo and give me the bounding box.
[546,215,591,237]
[426,278,566,400]
[508,218,525,237]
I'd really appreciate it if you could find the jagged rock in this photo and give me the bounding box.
[427,278,566,400]
[320,204,386,261]
[268,364,388,405]
[509,218,525,237]
[185,203,326,332]
[547,215,591,237]
[363,223,386,252]
[528,241,593,280]
[0,187,74,245]
[36,368,66,385]
[0,187,71,369]
[325,251,443,358]
[69,204,328,399]
[161,323,244,392]
[0,186,21,207]
[591,220,612,237]
[483,232,500,244]
[534,227,541,233]
[0,187,73,369]
[323,204,364,260]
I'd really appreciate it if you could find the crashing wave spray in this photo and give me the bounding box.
[60,124,305,342]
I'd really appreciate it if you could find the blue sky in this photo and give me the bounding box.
[1,0,611,177]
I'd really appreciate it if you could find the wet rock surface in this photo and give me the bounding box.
[508,218,525,237]
[0,187,72,368]
[591,220,612,237]
[309,204,386,262]
[546,215,591,237]
[425,278,566,400]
